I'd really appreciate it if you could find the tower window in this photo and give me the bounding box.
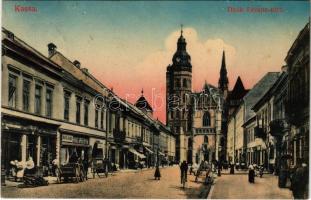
[203,112,211,127]
[175,79,180,87]
[183,79,188,88]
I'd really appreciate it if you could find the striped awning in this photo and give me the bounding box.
[158,151,165,156]
[144,147,154,154]
[129,148,146,159]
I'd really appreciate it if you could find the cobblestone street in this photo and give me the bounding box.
[209,170,293,199]
[1,166,210,198]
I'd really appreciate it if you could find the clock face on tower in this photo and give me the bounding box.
[176,57,181,62]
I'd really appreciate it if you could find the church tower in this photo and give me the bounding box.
[218,51,229,99]
[166,26,192,162]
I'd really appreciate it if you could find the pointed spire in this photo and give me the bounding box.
[181,24,183,36]
[141,88,144,96]
[221,50,226,70]
[218,50,229,92]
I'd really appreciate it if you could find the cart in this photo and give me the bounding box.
[91,158,108,178]
[56,163,86,183]
[23,166,49,187]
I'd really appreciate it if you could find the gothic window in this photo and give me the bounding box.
[203,112,211,127]
[204,135,208,144]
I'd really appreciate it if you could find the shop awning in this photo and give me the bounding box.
[158,151,165,156]
[129,148,146,159]
[144,147,154,154]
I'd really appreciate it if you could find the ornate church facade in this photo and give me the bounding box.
[166,28,228,164]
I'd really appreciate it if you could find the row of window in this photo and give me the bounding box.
[8,73,106,130]
[9,74,53,117]
[174,78,190,88]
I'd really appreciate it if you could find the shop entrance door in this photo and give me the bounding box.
[27,134,37,164]
[1,132,22,174]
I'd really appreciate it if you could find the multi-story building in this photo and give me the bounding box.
[242,72,279,168]
[227,72,279,166]
[225,76,249,163]
[284,22,309,168]
[252,69,288,173]
[1,28,109,175]
[1,27,176,175]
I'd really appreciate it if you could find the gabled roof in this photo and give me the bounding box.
[228,76,249,100]
[252,71,288,112]
[243,72,280,121]
[135,93,153,112]
[2,27,62,75]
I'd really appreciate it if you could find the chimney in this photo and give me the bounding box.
[47,43,57,57]
[281,65,287,72]
[81,68,88,73]
[7,31,14,40]
[73,60,81,68]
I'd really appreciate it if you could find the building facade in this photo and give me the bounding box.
[1,27,176,175]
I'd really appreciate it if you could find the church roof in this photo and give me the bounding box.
[134,90,153,112]
[228,76,249,100]
[171,27,192,70]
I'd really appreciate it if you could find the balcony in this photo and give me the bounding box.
[254,126,266,139]
[113,128,126,143]
[269,119,289,137]
[285,90,309,126]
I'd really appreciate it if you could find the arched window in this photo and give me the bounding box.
[203,112,211,127]
[183,79,188,88]
[204,135,209,144]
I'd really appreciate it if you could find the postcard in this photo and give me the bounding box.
[1,1,309,199]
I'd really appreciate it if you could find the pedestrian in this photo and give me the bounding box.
[217,161,221,177]
[291,159,308,199]
[230,163,235,174]
[180,160,188,183]
[154,165,161,180]
[248,164,255,183]
[189,164,193,175]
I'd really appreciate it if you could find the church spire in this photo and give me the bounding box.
[218,50,229,92]
[180,24,183,36]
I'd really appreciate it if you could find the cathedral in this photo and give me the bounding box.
[166,28,229,164]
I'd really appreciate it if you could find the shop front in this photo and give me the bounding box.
[144,146,154,168]
[1,115,58,176]
[128,147,146,169]
[60,132,90,165]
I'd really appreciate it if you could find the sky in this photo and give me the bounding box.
[2,1,309,123]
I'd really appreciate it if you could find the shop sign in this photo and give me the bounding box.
[62,134,73,143]
[62,134,89,145]
[78,137,89,145]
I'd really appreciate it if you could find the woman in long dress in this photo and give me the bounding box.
[248,164,255,183]
[154,165,161,180]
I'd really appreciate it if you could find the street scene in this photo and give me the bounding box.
[1,1,310,199]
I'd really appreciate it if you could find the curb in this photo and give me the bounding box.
[207,174,218,199]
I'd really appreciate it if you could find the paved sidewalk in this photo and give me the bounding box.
[209,172,293,199]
